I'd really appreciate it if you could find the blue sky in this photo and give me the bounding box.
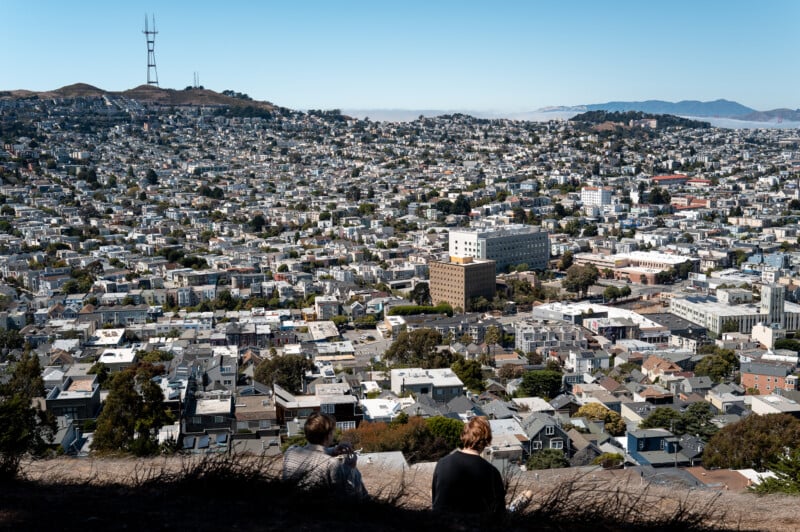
[4,1,800,111]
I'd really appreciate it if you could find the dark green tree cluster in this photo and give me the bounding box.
[92,363,173,456]
[702,413,800,470]
[575,403,626,436]
[639,402,718,441]
[518,370,562,400]
[693,345,738,383]
[387,303,452,317]
[0,352,55,478]
[253,354,314,394]
[603,285,632,301]
[383,329,455,369]
[451,357,485,393]
[527,448,570,470]
[751,447,800,495]
[562,264,599,297]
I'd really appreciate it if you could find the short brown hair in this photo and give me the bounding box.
[303,412,336,445]
[461,416,492,452]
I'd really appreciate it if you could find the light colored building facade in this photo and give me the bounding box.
[580,186,613,208]
[448,224,549,273]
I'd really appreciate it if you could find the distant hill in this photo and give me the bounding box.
[584,99,755,118]
[0,84,276,111]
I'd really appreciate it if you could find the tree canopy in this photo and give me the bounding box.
[383,329,454,368]
[702,413,800,471]
[639,402,718,441]
[0,352,55,478]
[562,264,599,297]
[451,357,485,393]
[693,347,738,383]
[518,370,562,400]
[253,354,314,394]
[92,363,172,456]
[527,449,570,470]
[575,402,626,436]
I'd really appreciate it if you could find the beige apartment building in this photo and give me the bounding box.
[429,256,496,312]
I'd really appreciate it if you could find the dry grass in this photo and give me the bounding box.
[5,457,798,531]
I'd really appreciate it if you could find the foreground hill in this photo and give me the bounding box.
[3,456,798,531]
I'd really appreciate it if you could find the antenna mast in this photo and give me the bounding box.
[143,15,159,87]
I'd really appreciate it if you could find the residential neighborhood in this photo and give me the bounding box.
[3,90,800,495]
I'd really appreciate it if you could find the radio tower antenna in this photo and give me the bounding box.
[143,14,159,87]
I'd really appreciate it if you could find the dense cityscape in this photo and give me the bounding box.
[3,86,800,527]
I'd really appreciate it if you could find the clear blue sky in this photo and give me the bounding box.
[5,1,800,111]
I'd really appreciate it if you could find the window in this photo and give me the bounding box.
[545,425,555,436]
[531,441,542,450]
[550,439,563,450]
[214,416,224,423]
[660,439,666,450]
[638,439,645,451]
[337,421,356,431]
[321,403,334,414]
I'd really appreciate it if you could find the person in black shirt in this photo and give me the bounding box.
[431,416,506,515]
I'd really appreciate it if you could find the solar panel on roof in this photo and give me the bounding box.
[182,436,195,449]
[216,433,228,444]
[197,435,210,449]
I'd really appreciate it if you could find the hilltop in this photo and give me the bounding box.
[4,456,799,531]
[0,83,277,110]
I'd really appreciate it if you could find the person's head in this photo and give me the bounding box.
[461,416,492,452]
[304,412,336,445]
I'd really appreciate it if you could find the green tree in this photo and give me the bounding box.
[702,413,800,471]
[253,354,314,394]
[593,452,624,469]
[751,447,800,495]
[694,347,737,383]
[451,357,485,393]
[558,250,574,271]
[484,325,503,348]
[409,282,431,306]
[383,329,453,368]
[527,449,570,470]
[518,370,562,399]
[562,264,599,297]
[639,407,682,431]
[575,402,626,436]
[603,286,621,301]
[425,416,464,450]
[92,364,171,456]
[0,352,55,478]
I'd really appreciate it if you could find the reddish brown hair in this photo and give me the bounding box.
[303,412,336,445]
[461,416,492,452]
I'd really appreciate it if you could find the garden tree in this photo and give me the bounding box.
[574,402,626,436]
[694,346,738,383]
[457,333,474,345]
[409,282,431,306]
[562,264,599,297]
[593,452,624,468]
[558,250,574,271]
[603,286,621,301]
[497,365,524,381]
[87,361,111,388]
[484,325,503,348]
[775,338,800,351]
[0,352,55,478]
[451,357,485,393]
[425,416,464,450]
[518,370,562,399]
[145,168,158,185]
[249,213,266,232]
[331,315,349,328]
[526,449,570,470]
[639,407,682,431]
[253,354,314,394]
[383,328,454,368]
[720,319,739,334]
[92,363,171,456]
[702,413,800,471]
[751,447,800,495]
[680,401,719,441]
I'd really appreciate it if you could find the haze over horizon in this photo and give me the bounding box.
[5,0,800,113]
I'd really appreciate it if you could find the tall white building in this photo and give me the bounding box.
[580,186,613,207]
[448,224,549,273]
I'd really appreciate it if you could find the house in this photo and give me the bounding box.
[641,355,683,382]
[520,412,572,457]
[487,418,528,461]
[389,367,464,403]
[627,428,690,467]
[740,362,798,394]
[182,390,234,454]
[45,374,101,420]
[272,383,362,431]
[231,394,280,452]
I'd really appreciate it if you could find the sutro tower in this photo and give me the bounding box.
[143,14,159,87]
